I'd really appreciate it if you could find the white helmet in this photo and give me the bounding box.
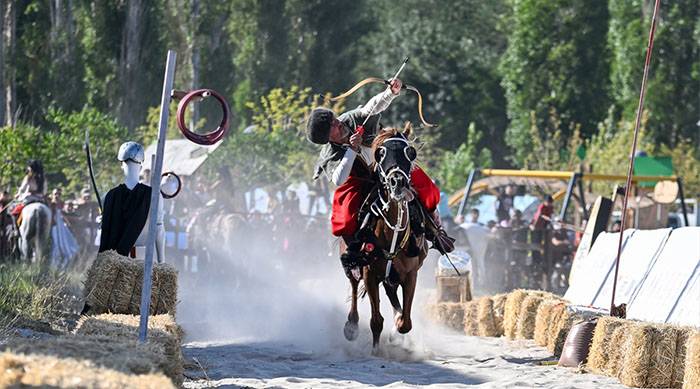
[117,141,144,164]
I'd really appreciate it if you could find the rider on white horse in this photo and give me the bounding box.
[12,160,47,217]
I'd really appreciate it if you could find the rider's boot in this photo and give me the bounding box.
[424,209,456,255]
[341,235,367,279]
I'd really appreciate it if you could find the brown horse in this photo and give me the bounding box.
[343,124,428,348]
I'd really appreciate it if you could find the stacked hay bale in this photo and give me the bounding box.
[545,305,603,357]
[476,294,504,337]
[0,352,174,389]
[618,323,681,388]
[516,294,546,340]
[503,289,559,340]
[2,336,168,378]
[684,331,700,389]
[604,320,637,378]
[673,327,696,388]
[463,298,481,336]
[503,289,529,339]
[74,314,183,385]
[429,302,466,332]
[534,299,566,346]
[587,316,629,375]
[84,250,178,315]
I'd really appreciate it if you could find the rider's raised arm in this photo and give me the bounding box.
[358,88,397,117]
[330,149,357,186]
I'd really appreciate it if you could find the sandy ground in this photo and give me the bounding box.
[181,328,626,389]
[176,242,626,389]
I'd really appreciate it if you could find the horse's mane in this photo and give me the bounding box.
[371,122,413,154]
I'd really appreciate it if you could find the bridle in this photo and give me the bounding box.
[369,135,417,271]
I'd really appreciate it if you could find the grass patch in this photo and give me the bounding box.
[0,262,73,334]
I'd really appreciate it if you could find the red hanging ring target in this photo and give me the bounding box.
[176,89,230,145]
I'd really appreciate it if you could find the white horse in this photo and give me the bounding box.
[18,202,52,264]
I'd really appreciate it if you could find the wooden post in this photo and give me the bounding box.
[139,50,177,342]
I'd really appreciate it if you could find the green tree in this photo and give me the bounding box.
[362,0,510,165]
[209,87,343,191]
[501,0,610,166]
[608,0,700,148]
[437,123,492,193]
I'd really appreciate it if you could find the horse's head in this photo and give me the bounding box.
[372,124,417,201]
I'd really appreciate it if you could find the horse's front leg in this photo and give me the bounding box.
[343,274,360,341]
[396,266,418,334]
[364,266,383,348]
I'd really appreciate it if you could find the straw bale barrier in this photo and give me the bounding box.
[682,331,700,389]
[0,351,174,388]
[2,335,169,379]
[430,302,465,331]
[463,298,480,336]
[586,316,628,375]
[618,323,680,388]
[477,296,499,337]
[673,327,696,388]
[84,250,178,315]
[605,320,636,377]
[503,289,529,339]
[74,313,183,384]
[516,295,545,340]
[534,299,565,346]
[547,305,588,357]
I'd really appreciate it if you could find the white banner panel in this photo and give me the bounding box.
[564,230,635,305]
[627,227,700,326]
[591,228,671,309]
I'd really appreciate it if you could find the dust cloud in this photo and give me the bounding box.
[174,198,443,358]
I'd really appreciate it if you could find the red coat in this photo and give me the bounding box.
[331,164,439,237]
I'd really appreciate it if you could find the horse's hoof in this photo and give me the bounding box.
[396,317,412,334]
[343,321,359,341]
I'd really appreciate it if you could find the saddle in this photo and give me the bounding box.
[356,184,455,259]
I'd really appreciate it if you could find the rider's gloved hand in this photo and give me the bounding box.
[389,78,402,95]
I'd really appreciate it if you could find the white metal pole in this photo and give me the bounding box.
[139,50,177,342]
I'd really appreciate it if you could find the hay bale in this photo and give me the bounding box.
[683,331,700,389]
[2,335,168,378]
[672,327,695,388]
[534,299,564,346]
[605,321,635,377]
[503,289,529,339]
[432,302,465,331]
[492,293,508,334]
[74,314,183,385]
[516,295,545,340]
[586,316,627,374]
[84,250,178,315]
[547,306,584,357]
[619,323,679,388]
[0,352,174,388]
[463,299,480,336]
[545,303,567,350]
[477,297,500,337]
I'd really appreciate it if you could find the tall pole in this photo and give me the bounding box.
[610,0,660,316]
[139,50,177,342]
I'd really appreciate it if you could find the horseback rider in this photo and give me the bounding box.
[11,160,47,218]
[307,79,452,277]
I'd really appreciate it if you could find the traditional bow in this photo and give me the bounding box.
[328,75,438,128]
[84,129,103,213]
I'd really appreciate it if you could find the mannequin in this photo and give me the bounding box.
[99,142,166,263]
[134,171,167,263]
